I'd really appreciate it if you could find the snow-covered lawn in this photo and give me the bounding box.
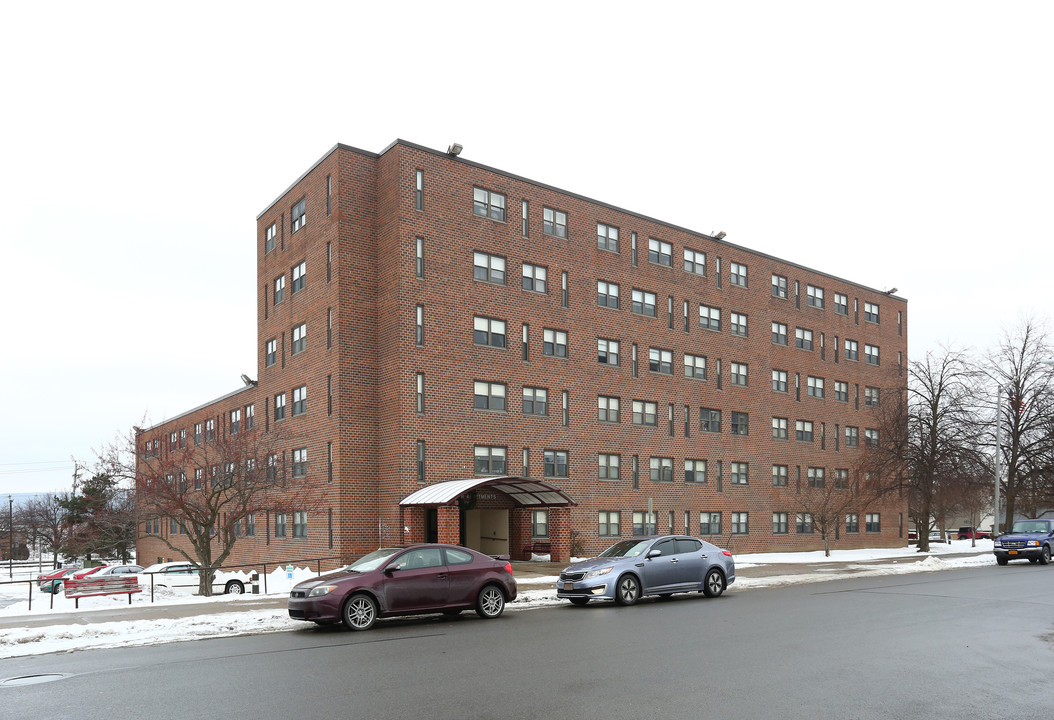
[0,541,998,660]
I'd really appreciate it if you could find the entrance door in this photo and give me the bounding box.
[425,508,438,544]
[462,509,509,555]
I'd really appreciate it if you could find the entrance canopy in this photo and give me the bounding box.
[400,476,577,508]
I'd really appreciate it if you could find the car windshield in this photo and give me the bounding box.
[598,539,655,558]
[343,548,403,573]
[1010,521,1051,534]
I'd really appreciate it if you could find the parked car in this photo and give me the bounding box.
[287,544,517,631]
[82,564,144,578]
[139,561,250,594]
[36,567,80,590]
[958,527,991,540]
[557,535,735,607]
[70,566,108,580]
[993,519,1054,565]
[908,530,919,542]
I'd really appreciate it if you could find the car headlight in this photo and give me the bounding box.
[1027,540,1039,547]
[584,567,613,580]
[307,585,339,597]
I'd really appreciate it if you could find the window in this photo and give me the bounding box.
[834,292,848,315]
[701,408,721,433]
[685,354,706,379]
[866,513,881,533]
[265,338,277,368]
[633,511,658,536]
[473,316,506,348]
[416,440,425,483]
[205,419,215,442]
[274,275,286,305]
[730,312,748,337]
[292,447,307,478]
[835,468,849,489]
[473,187,506,221]
[772,417,788,439]
[473,251,506,284]
[291,198,306,233]
[772,322,788,345]
[730,262,747,287]
[291,385,307,416]
[649,348,672,375]
[522,386,547,415]
[275,513,287,537]
[865,428,879,447]
[528,509,548,538]
[684,248,706,275]
[415,373,424,413]
[844,339,859,361]
[599,511,621,537]
[808,467,825,488]
[807,376,824,398]
[632,289,657,317]
[731,412,749,436]
[292,323,307,355]
[544,450,568,478]
[415,237,424,278]
[293,511,307,538]
[772,369,788,393]
[415,170,423,210]
[650,457,673,483]
[846,513,860,533]
[543,328,568,357]
[415,305,424,345]
[599,454,620,481]
[229,409,241,435]
[597,281,620,308]
[864,386,880,407]
[796,513,814,534]
[732,512,749,534]
[731,362,748,387]
[593,338,620,367]
[698,304,721,331]
[807,284,824,308]
[274,393,286,421]
[265,223,277,254]
[472,381,506,412]
[865,344,880,366]
[597,222,619,252]
[845,426,859,447]
[772,273,788,298]
[700,512,722,536]
[796,327,814,350]
[474,446,506,474]
[291,261,306,295]
[632,400,657,427]
[685,459,706,484]
[731,462,748,484]
[865,302,880,323]
[835,380,849,402]
[598,396,620,423]
[522,263,547,293]
[773,512,789,535]
[648,238,672,267]
[796,420,814,442]
[542,207,568,238]
[772,464,788,487]
[193,422,202,446]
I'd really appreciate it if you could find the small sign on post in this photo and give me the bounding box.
[286,564,294,580]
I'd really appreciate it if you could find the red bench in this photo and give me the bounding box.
[64,576,142,608]
[523,542,551,557]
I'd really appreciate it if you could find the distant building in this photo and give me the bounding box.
[136,139,908,566]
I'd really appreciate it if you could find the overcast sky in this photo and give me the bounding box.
[2,1,1051,495]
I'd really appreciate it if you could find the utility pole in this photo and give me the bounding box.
[7,495,12,579]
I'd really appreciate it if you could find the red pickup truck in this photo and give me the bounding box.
[958,527,991,540]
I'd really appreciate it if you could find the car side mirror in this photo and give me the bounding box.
[646,549,663,559]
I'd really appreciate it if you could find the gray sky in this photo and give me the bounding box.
[2,1,1051,495]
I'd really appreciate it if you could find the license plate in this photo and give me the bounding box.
[563,582,574,591]
[1008,550,1018,555]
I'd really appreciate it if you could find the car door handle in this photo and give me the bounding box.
[669,558,679,563]
[436,573,447,580]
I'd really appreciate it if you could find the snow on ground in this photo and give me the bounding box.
[0,541,998,660]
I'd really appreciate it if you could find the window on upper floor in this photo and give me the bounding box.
[772,274,788,298]
[684,248,706,275]
[292,385,307,416]
[649,348,672,375]
[597,222,619,252]
[772,369,788,393]
[292,323,306,355]
[650,457,673,483]
[598,338,619,366]
[632,400,657,427]
[265,223,277,254]
[845,339,859,361]
[523,386,548,416]
[291,261,306,295]
[685,353,706,380]
[865,302,880,323]
[731,462,749,484]
[845,426,859,447]
[598,280,620,309]
[648,238,672,267]
[865,344,880,366]
[473,187,506,222]
[772,417,788,440]
[700,408,721,433]
[807,376,824,398]
[265,338,277,367]
[796,327,814,350]
[473,251,506,284]
[598,454,620,481]
[522,263,547,293]
[796,420,814,442]
[700,304,720,331]
[291,198,306,233]
[864,386,880,407]
[598,395,620,423]
[274,275,286,305]
[772,322,788,345]
[685,459,706,484]
[834,292,849,315]
[543,207,567,238]
[731,412,749,436]
[807,284,824,308]
[730,362,748,387]
[473,381,507,412]
[473,316,506,348]
[474,445,506,474]
[730,312,748,337]
[543,328,568,358]
[632,289,657,317]
[544,450,569,478]
[730,262,747,287]
[835,380,849,402]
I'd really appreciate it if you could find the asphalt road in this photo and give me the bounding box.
[2,564,1051,720]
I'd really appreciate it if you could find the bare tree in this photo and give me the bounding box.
[796,468,871,557]
[17,493,73,567]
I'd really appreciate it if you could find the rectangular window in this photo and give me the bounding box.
[416,440,425,483]
[730,262,747,287]
[415,373,424,413]
[193,422,202,446]
[684,248,706,275]
[834,292,848,315]
[292,447,307,478]
[543,328,568,357]
[229,409,241,435]
[415,305,424,346]
[415,170,423,211]
[864,386,879,407]
[797,513,814,534]
[700,408,721,433]
[473,251,506,284]
[845,426,859,447]
[796,420,814,442]
[648,238,672,267]
[730,362,748,387]
[274,393,286,421]
[650,457,673,483]
[530,510,549,538]
[772,417,788,439]
[699,304,720,331]
[597,280,620,309]
[292,385,307,416]
[291,323,306,355]
[845,339,859,361]
[265,223,277,254]
[685,459,706,484]
[807,376,824,398]
[685,353,706,379]
[865,302,880,323]
[632,400,657,427]
[772,369,788,393]
[732,512,749,535]
[772,464,788,486]
[293,511,307,538]
[522,263,547,293]
[543,207,567,238]
[474,446,507,474]
[773,512,789,534]
[731,412,749,436]
[205,419,215,442]
[275,513,287,537]
[807,284,824,308]
[835,468,849,489]
[865,513,881,532]
[632,289,657,317]
[274,275,286,305]
[808,467,825,488]
[473,381,507,412]
[599,511,621,537]
[291,261,306,295]
[700,512,722,536]
[648,347,673,375]
[597,222,619,252]
[865,344,880,366]
[598,454,620,481]
[846,513,860,533]
[795,327,814,350]
[598,396,620,423]
[416,237,424,278]
[835,381,849,402]
[865,428,879,447]
[291,198,306,233]
[633,511,658,536]
[730,312,748,337]
[731,462,748,484]
[772,273,788,298]
[473,316,507,348]
[544,450,568,478]
[598,338,620,366]
[472,186,507,221]
[772,322,788,345]
[522,386,547,415]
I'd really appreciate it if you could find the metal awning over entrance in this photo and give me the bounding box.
[400,476,577,507]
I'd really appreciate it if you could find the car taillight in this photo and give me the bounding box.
[722,550,733,557]
[503,562,513,575]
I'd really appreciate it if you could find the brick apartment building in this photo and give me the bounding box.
[135,139,908,567]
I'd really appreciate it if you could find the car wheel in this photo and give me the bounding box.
[342,593,378,631]
[614,574,640,606]
[224,580,245,594]
[475,585,506,619]
[1040,546,1051,565]
[703,568,726,598]
[996,556,1009,566]
[569,597,590,606]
